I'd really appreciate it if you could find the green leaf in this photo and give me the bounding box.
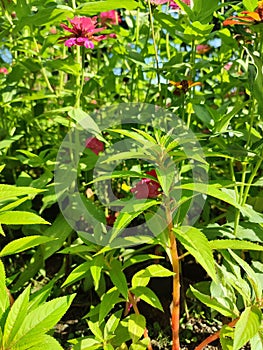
[18,5,73,28]
[13,334,64,350]
[192,0,220,23]
[220,325,234,350]
[0,211,49,225]
[250,331,263,350]
[68,108,101,135]
[104,310,122,338]
[0,185,43,201]
[28,280,55,312]
[233,306,262,350]
[0,260,9,317]
[88,170,142,184]
[246,50,263,113]
[215,101,250,133]
[62,261,92,287]
[110,199,159,242]
[0,135,23,150]
[243,0,258,11]
[0,236,54,257]
[0,197,30,212]
[7,295,75,348]
[132,264,174,288]
[87,321,103,341]
[3,286,30,347]
[190,286,238,318]
[46,58,81,76]
[209,239,263,251]
[174,227,217,282]
[128,314,146,343]
[99,287,121,324]
[228,250,262,301]
[13,214,73,291]
[90,254,104,291]
[77,1,140,15]
[109,259,128,300]
[70,337,101,350]
[122,254,164,270]
[130,286,163,312]
[129,337,150,350]
[132,270,150,288]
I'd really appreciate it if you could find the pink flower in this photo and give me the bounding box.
[196,44,211,54]
[60,16,109,49]
[170,0,190,9]
[131,170,160,199]
[0,67,8,74]
[150,0,169,5]
[85,137,104,155]
[99,10,120,26]
[224,62,233,71]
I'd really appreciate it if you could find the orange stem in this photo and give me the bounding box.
[166,201,180,350]
[194,318,239,350]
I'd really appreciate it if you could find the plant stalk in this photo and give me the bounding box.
[166,201,180,350]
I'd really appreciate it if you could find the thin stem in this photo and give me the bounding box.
[241,156,263,206]
[165,199,180,350]
[75,46,85,108]
[147,1,161,95]
[32,37,55,94]
[127,291,153,350]
[194,317,239,350]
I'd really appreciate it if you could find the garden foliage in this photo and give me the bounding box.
[0,0,263,349]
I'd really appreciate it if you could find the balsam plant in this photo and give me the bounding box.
[65,122,263,350]
[0,238,75,350]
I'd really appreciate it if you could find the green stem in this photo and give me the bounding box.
[75,46,85,108]
[32,37,55,94]
[241,156,263,206]
[147,1,161,96]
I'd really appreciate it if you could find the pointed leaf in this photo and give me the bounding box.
[62,261,92,287]
[190,286,238,318]
[174,226,217,282]
[109,259,128,300]
[13,334,64,350]
[0,185,43,201]
[229,250,262,300]
[128,314,146,343]
[0,211,49,225]
[99,287,121,324]
[130,286,163,312]
[110,199,159,242]
[3,286,30,348]
[10,295,75,347]
[210,239,263,251]
[0,260,9,316]
[0,236,54,257]
[233,306,262,350]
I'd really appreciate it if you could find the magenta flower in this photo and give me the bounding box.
[60,16,108,49]
[99,10,120,26]
[85,137,104,155]
[150,0,169,5]
[170,0,190,10]
[131,170,160,199]
[0,67,8,74]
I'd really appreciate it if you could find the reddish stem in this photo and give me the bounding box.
[166,202,180,350]
[128,291,153,350]
[194,318,239,350]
